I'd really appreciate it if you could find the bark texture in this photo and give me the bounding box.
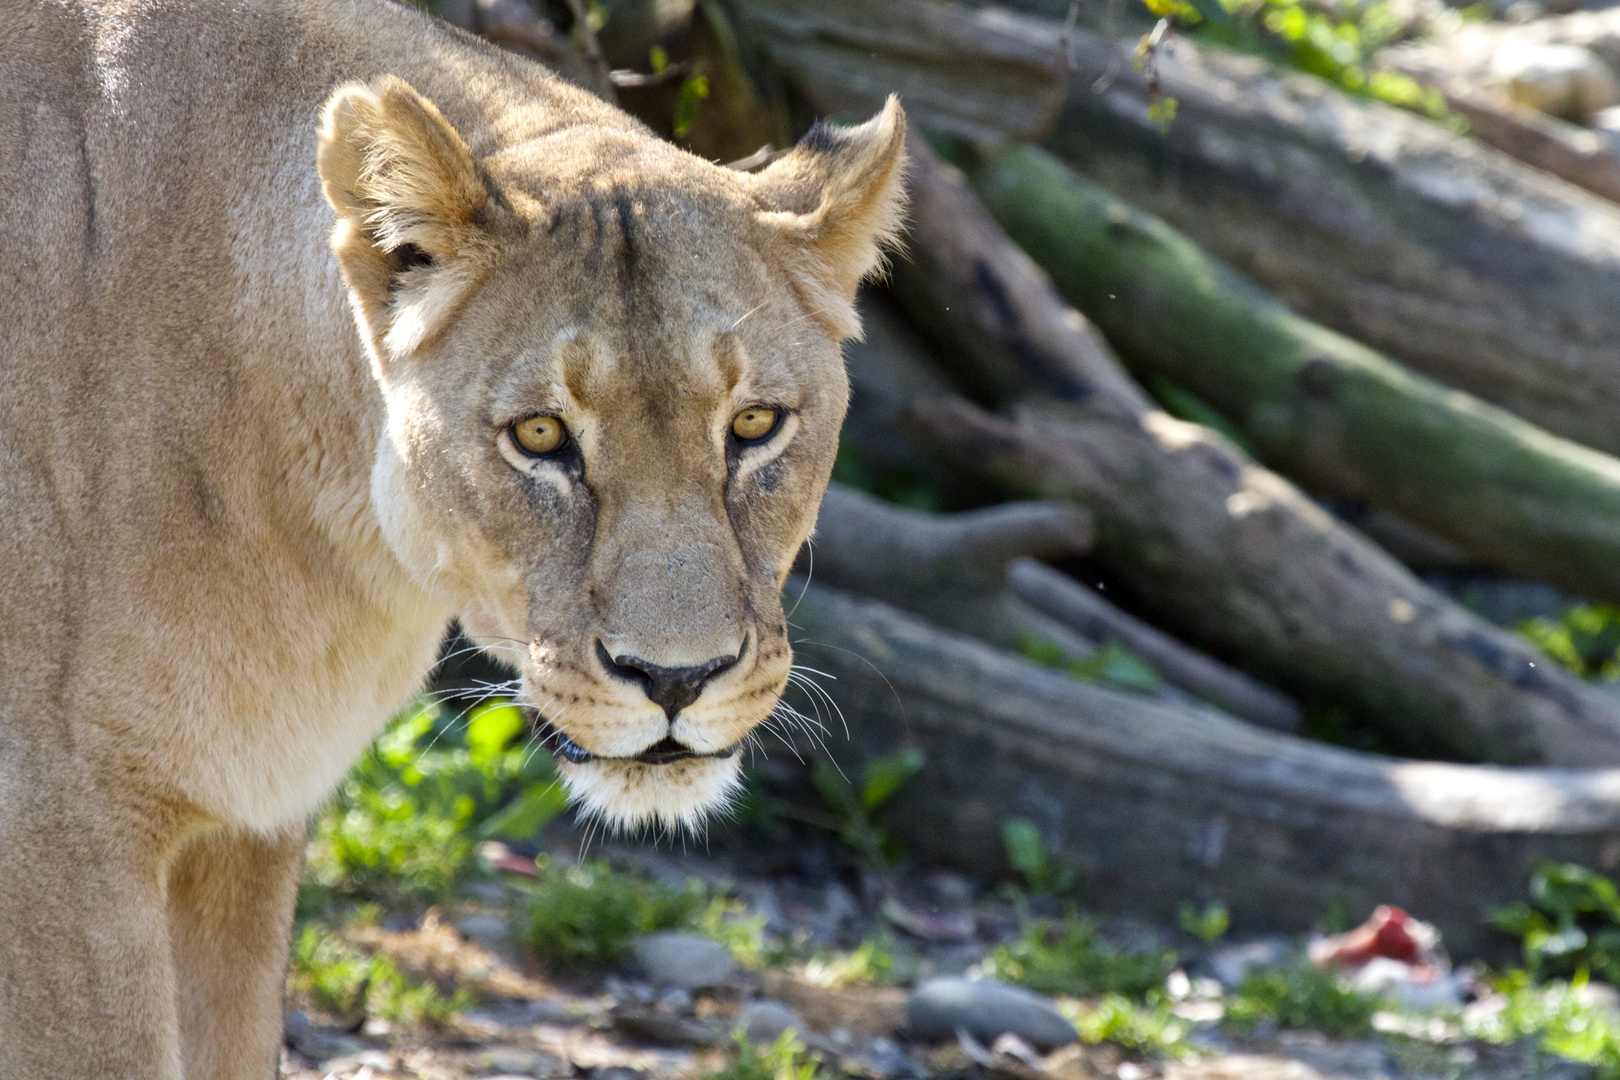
[888,138,1620,765]
[910,396,1620,767]
[720,0,1066,142]
[789,580,1620,958]
[1043,26,1620,456]
[958,140,1620,604]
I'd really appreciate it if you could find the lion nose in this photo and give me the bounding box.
[597,643,740,718]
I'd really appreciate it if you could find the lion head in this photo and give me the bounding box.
[315,77,905,830]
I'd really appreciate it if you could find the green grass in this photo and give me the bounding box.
[1223,960,1380,1038]
[708,1032,824,1080]
[1059,993,1192,1058]
[288,921,467,1027]
[1465,970,1620,1080]
[987,915,1177,1000]
[303,697,565,906]
[524,859,708,962]
[1521,606,1620,682]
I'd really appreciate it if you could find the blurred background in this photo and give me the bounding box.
[284,1,1620,1077]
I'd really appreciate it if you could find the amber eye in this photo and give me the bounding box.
[511,415,567,456]
[731,407,779,443]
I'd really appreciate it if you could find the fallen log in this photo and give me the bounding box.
[911,396,1620,767]
[1041,24,1620,457]
[1004,558,1301,733]
[809,483,1098,654]
[788,579,1620,959]
[957,140,1620,606]
[718,0,1066,142]
[887,137,1620,765]
[808,484,1301,728]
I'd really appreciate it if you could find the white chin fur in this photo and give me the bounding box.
[559,755,743,833]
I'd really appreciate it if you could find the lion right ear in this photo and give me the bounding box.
[317,76,504,359]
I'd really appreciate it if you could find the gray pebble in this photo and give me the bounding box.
[735,1000,803,1044]
[631,931,735,988]
[906,976,1077,1051]
[455,913,512,945]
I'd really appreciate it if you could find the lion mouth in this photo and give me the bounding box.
[524,710,741,766]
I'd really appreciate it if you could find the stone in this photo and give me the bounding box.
[735,1001,804,1045]
[1490,42,1620,122]
[905,977,1078,1051]
[455,913,512,945]
[1205,938,1290,988]
[631,931,735,988]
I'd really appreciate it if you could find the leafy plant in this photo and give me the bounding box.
[1490,862,1620,984]
[801,938,898,988]
[1224,960,1379,1038]
[524,859,706,962]
[1060,993,1191,1058]
[1001,816,1076,895]
[1178,900,1230,943]
[708,1032,823,1080]
[1139,0,1453,121]
[288,922,466,1026]
[305,698,565,904]
[830,443,946,512]
[1464,970,1620,1080]
[1521,607,1620,681]
[808,748,925,867]
[989,915,1177,1000]
[1019,636,1164,694]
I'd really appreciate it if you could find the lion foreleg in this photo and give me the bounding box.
[169,824,303,1080]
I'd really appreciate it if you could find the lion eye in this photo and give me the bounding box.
[731,407,779,443]
[512,415,567,456]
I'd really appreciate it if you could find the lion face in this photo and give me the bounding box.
[317,78,906,829]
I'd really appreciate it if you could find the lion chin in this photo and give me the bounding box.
[558,755,745,833]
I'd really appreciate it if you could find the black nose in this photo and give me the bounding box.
[597,643,740,718]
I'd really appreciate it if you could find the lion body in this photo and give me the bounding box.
[0,0,904,1074]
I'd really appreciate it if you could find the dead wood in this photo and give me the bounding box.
[887,137,1620,764]
[1040,23,1620,457]
[1005,558,1302,733]
[718,0,1066,142]
[788,580,1620,958]
[910,396,1620,767]
[959,140,1620,605]
[465,0,619,100]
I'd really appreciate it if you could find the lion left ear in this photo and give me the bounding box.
[748,97,909,341]
[317,75,507,359]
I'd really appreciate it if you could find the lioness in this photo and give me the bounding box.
[0,0,904,1073]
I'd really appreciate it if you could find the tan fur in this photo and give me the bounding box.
[0,1,905,1074]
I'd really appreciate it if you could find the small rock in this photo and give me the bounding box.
[1490,42,1620,122]
[472,1046,572,1077]
[1206,938,1289,988]
[631,931,735,988]
[456,913,512,945]
[735,1001,804,1045]
[906,976,1078,1051]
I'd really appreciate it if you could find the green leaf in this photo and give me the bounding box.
[478,781,568,840]
[465,700,525,762]
[861,748,925,811]
[1069,642,1164,693]
[1184,0,1230,22]
[1002,816,1048,883]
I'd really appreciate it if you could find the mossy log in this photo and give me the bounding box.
[787,580,1620,959]
[890,137,1620,766]
[957,140,1620,607]
[1044,26,1620,458]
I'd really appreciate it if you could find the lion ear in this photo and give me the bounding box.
[749,97,909,341]
[317,76,503,359]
